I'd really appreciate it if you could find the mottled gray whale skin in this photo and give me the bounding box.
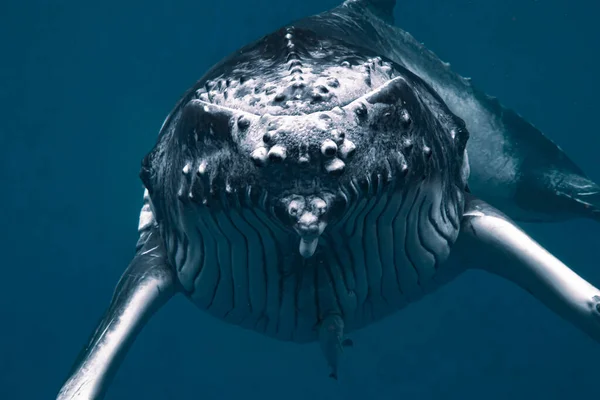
[298,0,600,223]
[56,1,600,398]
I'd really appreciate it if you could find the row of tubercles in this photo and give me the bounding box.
[179,160,211,205]
[348,101,435,184]
[179,158,273,211]
[284,27,304,86]
[353,135,433,197]
[250,117,356,176]
[339,56,394,86]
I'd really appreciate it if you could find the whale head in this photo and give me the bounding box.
[142,74,469,259]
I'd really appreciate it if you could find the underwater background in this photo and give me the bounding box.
[2,0,600,399]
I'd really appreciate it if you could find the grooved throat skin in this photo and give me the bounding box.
[165,176,463,342]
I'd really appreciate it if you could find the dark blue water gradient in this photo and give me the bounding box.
[1,1,599,399]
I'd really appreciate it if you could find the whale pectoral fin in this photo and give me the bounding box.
[56,226,177,400]
[547,175,600,223]
[513,165,600,223]
[456,194,600,343]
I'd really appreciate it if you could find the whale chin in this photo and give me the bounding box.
[276,192,336,258]
[298,236,321,258]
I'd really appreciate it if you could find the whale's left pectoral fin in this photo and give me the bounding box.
[56,225,177,400]
[455,194,600,343]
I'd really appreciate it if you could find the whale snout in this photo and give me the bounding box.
[295,211,328,258]
[296,215,321,236]
[279,193,336,258]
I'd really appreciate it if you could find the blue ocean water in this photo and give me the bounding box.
[1,0,599,399]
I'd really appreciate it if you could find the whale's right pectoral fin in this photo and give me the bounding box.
[56,223,177,400]
[454,194,600,343]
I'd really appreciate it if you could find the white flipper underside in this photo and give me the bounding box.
[56,197,177,400]
[456,195,600,342]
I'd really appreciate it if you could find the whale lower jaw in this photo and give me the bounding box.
[299,237,320,258]
[169,176,464,345]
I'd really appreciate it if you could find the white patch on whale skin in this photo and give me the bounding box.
[461,150,471,187]
[138,189,156,232]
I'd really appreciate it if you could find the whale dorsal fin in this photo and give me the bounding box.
[344,0,397,24]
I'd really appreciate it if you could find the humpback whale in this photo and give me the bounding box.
[56,1,600,398]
